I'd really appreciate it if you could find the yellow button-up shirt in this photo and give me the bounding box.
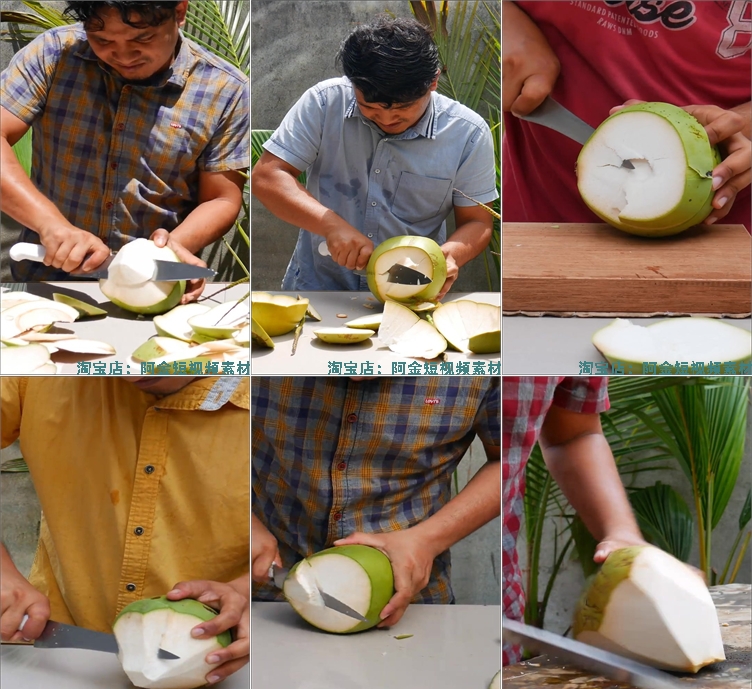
[1,376,249,633]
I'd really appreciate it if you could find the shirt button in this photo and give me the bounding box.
[333,512,343,521]
[126,583,136,592]
[367,233,373,238]
[144,465,155,474]
[374,169,380,174]
[337,462,346,471]
[371,202,377,207]
[134,527,144,536]
[110,162,117,170]
[116,123,125,131]
[347,413,357,423]
[104,201,113,210]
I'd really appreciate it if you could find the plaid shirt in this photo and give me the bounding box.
[252,376,500,605]
[502,377,609,666]
[1,25,249,282]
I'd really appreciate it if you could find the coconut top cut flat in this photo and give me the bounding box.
[577,103,721,237]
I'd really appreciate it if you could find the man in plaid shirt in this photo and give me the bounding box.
[251,376,500,628]
[502,377,648,666]
[0,1,248,299]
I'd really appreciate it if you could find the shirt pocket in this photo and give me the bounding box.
[391,171,452,224]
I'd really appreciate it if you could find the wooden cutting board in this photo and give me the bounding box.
[502,224,751,316]
[502,584,751,689]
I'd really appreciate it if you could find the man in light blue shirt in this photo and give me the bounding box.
[252,16,497,296]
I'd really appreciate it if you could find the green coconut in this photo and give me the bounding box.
[366,236,447,305]
[577,102,722,237]
[284,545,394,634]
[114,595,231,689]
[573,546,725,672]
[251,292,309,337]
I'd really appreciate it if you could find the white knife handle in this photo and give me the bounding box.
[18,613,29,631]
[317,242,331,257]
[10,243,46,263]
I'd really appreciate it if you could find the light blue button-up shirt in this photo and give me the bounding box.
[263,77,497,291]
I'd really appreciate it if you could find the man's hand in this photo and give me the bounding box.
[322,221,374,271]
[435,253,458,301]
[502,1,560,115]
[37,221,111,274]
[333,530,436,627]
[251,514,281,583]
[166,579,249,686]
[610,100,751,226]
[150,229,207,303]
[0,561,50,643]
[592,532,648,563]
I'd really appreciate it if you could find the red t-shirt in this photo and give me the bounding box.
[503,0,751,230]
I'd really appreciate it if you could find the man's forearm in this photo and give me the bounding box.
[441,220,493,268]
[170,197,243,255]
[542,433,641,542]
[409,459,500,557]
[228,571,250,599]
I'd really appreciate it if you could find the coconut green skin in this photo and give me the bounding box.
[114,595,232,648]
[577,102,722,237]
[366,236,447,305]
[468,330,501,354]
[572,546,644,637]
[102,280,185,316]
[285,544,395,634]
[251,317,275,348]
[251,300,308,337]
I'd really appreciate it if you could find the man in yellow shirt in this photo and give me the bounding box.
[0,376,249,686]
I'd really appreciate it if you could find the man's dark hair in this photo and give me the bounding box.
[63,2,180,31]
[336,16,441,107]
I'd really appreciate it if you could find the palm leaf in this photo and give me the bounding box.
[183,1,249,75]
[12,128,33,177]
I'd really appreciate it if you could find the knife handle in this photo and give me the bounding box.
[10,243,46,263]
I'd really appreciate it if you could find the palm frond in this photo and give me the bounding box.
[184,1,249,75]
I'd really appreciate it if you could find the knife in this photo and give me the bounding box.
[19,615,180,660]
[516,96,635,169]
[502,618,684,689]
[9,243,216,281]
[269,563,369,622]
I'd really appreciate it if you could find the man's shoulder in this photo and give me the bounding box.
[433,92,488,133]
[18,23,88,60]
[182,36,248,88]
[309,76,352,102]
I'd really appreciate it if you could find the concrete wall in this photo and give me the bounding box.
[250,0,499,292]
[516,394,752,635]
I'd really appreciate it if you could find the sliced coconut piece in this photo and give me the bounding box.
[592,318,751,370]
[432,301,500,354]
[0,292,43,312]
[378,300,447,359]
[1,300,79,340]
[577,103,721,237]
[52,293,108,318]
[189,300,249,340]
[410,301,440,313]
[113,596,231,689]
[251,318,274,349]
[573,545,725,672]
[489,671,500,689]
[18,330,77,343]
[314,327,374,344]
[153,303,212,342]
[297,294,322,321]
[345,314,383,330]
[33,362,58,374]
[132,337,193,363]
[0,344,52,374]
[251,292,308,337]
[366,236,446,304]
[284,545,394,634]
[232,324,250,347]
[1,337,31,346]
[100,238,185,315]
[46,339,116,356]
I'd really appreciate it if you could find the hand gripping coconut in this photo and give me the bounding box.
[283,545,395,634]
[573,546,725,672]
[113,596,232,689]
[577,103,722,237]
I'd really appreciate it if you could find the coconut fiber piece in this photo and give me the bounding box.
[502,224,751,316]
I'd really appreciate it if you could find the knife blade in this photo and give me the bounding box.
[385,263,431,286]
[502,618,684,689]
[9,243,216,281]
[269,563,289,589]
[517,96,635,169]
[32,619,119,654]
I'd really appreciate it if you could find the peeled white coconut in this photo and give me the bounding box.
[592,318,751,371]
[489,671,500,689]
[366,236,446,305]
[577,102,721,237]
[100,239,185,315]
[113,596,231,689]
[378,300,447,359]
[284,545,394,634]
[432,300,500,354]
[188,300,248,340]
[573,546,725,672]
[0,343,53,374]
[313,327,374,344]
[153,304,211,342]
[251,292,308,337]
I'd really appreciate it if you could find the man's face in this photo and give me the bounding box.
[84,2,187,81]
[126,376,198,395]
[354,77,438,135]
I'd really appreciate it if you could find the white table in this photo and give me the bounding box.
[252,602,501,689]
[250,291,501,376]
[0,643,249,688]
[2,281,249,375]
[502,316,752,375]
